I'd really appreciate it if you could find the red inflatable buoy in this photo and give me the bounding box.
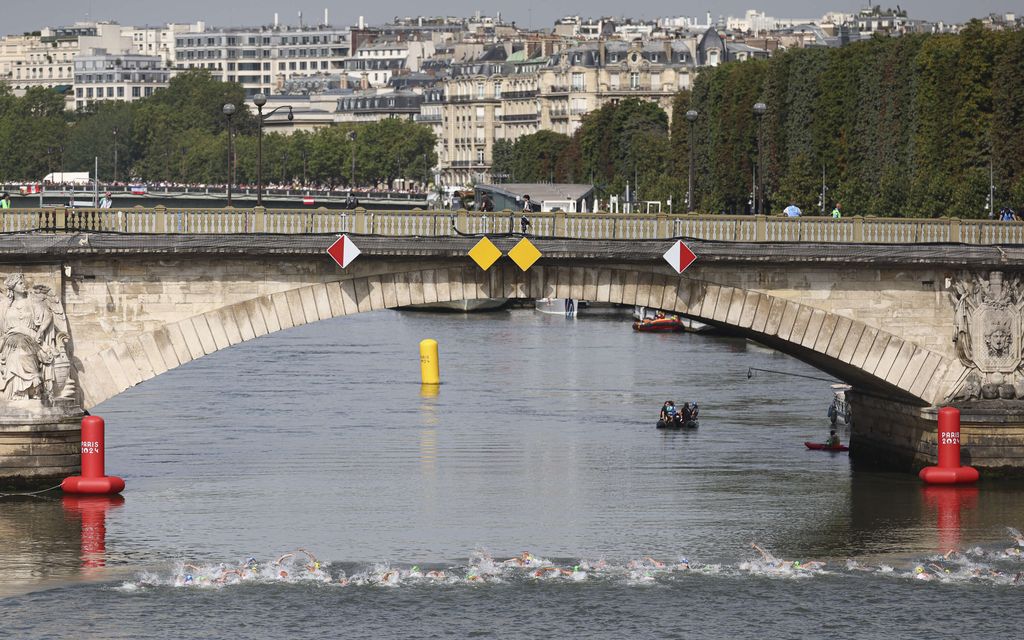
[919,407,979,484]
[62,416,125,495]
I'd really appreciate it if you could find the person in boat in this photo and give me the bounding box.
[660,400,681,427]
[825,430,841,448]
[679,402,692,424]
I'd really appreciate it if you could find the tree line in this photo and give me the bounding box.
[494,22,1024,217]
[0,70,437,188]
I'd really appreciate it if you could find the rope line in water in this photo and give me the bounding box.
[746,367,836,383]
[0,483,63,499]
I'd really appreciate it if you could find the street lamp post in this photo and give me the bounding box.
[753,102,767,215]
[112,127,119,185]
[685,109,698,212]
[252,93,293,206]
[347,130,357,189]
[222,103,236,206]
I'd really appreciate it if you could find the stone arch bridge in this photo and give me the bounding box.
[3,222,1024,485]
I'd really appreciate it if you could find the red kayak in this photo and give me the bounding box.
[805,442,849,452]
[633,318,684,333]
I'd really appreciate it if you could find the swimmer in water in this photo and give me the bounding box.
[298,548,321,573]
[751,543,790,569]
[531,566,565,578]
[502,551,534,567]
[274,553,295,566]
[750,543,823,571]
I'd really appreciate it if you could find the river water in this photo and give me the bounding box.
[2,308,1023,638]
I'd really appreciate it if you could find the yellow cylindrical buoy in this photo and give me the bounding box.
[419,339,440,385]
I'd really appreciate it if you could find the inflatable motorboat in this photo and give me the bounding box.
[633,317,684,332]
[657,419,699,429]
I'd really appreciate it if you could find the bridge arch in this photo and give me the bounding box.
[75,265,961,409]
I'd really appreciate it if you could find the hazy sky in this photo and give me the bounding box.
[2,1,1015,36]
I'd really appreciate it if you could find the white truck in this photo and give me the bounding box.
[43,172,93,186]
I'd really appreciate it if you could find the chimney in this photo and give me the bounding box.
[664,40,672,63]
[324,8,329,26]
[274,13,279,28]
[359,15,365,29]
[598,39,605,66]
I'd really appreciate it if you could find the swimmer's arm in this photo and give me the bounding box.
[274,553,294,565]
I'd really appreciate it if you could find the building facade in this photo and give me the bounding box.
[73,50,169,110]
[174,25,352,97]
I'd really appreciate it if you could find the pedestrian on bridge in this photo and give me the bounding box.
[521,195,534,235]
[831,203,842,219]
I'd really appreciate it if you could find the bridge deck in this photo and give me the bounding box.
[2,208,1024,245]
[0,232,1019,268]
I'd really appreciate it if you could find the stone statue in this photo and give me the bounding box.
[947,270,1024,402]
[0,273,74,405]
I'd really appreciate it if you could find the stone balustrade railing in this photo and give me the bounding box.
[3,206,1023,244]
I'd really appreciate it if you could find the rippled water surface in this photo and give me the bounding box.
[2,309,1023,638]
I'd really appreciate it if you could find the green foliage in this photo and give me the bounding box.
[506,130,573,183]
[680,26,1024,217]
[0,72,435,187]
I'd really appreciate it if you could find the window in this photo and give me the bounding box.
[476,82,484,99]
[571,72,584,91]
[651,73,660,89]
[610,74,620,89]
[494,80,502,98]
[630,72,640,89]
[132,87,140,97]
[476,149,484,164]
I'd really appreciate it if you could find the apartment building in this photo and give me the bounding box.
[335,89,424,123]
[125,23,195,67]
[440,47,545,185]
[0,23,128,96]
[345,41,435,89]
[73,49,169,110]
[174,25,352,97]
[539,40,696,135]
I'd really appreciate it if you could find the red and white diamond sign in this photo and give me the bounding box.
[663,240,697,274]
[326,234,361,269]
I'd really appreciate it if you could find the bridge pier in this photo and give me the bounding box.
[0,411,84,490]
[848,391,1024,476]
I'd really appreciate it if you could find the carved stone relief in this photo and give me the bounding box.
[949,270,1024,402]
[0,272,79,415]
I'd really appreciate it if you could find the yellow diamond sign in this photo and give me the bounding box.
[508,237,542,271]
[468,236,502,271]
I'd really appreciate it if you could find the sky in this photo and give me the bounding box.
[1,0,1015,36]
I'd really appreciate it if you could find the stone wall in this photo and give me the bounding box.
[849,390,1024,475]
[0,415,82,489]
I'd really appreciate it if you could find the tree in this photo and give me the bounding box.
[491,139,514,181]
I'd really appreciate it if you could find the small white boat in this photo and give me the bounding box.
[536,298,583,317]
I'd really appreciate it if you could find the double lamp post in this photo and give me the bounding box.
[222,93,293,207]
